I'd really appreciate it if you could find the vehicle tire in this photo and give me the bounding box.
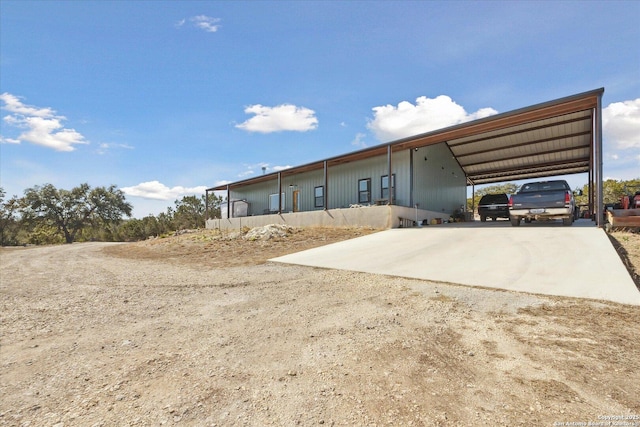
[524,218,532,224]
[562,216,573,226]
[480,215,486,222]
[510,216,520,226]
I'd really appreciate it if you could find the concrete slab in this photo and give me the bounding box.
[271,219,640,305]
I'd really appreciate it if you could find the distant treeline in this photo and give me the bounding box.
[465,179,640,213]
[0,183,222,246]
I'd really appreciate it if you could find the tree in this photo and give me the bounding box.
[467,183,519,212]
[0,188,22,246]
[173,195,205,230]
[21,183,132,244]
[206,192,223,220]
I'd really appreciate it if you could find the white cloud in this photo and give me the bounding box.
[603,98,640,149]
[351,132,367,149]
[272,165,292,171]
[191,15,221,32]
[176,15,221,33]
[236,104,318,133]
[0,135,20,144]
[367,95,498,142]
[121,181,207,201]
[0,92,88,151]
[96,142,134,155]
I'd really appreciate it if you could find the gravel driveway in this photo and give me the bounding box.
[1,234,639,426]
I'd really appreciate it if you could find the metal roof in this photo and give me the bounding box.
[209,88,604,190]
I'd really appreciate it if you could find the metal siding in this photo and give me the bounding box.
[230,180,277,215]
[226,146,461,214]
[392,150,411,206]
[230,170,327,214]
[328,157,387,208]
[280,170,325,212]
[412,143,466,214]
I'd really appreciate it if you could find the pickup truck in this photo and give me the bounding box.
[508,180,578,226]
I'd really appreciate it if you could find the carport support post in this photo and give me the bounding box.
[595,94,604,227]
[472,183,476,214]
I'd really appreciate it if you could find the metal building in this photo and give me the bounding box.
[206,88,604,230]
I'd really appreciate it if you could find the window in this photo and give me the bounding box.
[269,193,285,212]
[358,178,371,204]
[381,174,396,200]
[314,186,324,208]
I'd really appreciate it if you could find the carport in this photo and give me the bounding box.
[390,88,605,226]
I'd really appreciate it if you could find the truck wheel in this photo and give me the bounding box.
[480,215,486,222]
[510,217,520,226]
[562,217,573,226]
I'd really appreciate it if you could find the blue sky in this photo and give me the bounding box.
[1,0,639,217]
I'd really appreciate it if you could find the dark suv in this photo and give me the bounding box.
[478,193,510,222]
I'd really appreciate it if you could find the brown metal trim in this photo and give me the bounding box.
[462,146,590,169]
[447,114,591,148]
[470,167,590,185]
[454,130,592,159]
[393,96,600,152]
[468,159,590,181]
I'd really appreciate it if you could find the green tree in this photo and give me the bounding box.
[21,183,132,244]
[0,188,22,246]
[173,195,205,230]
[574,178,640,208]
[206,192,223,220]
[467,183,519,212]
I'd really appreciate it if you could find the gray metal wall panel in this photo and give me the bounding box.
[412,143,466,213]
[227,143,463,216]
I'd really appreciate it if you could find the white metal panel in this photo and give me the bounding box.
[412,143,466,213]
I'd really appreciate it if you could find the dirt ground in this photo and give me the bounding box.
[1,226,639,427]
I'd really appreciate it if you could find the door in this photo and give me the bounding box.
[293,190,300,212]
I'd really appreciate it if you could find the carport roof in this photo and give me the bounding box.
[209,88,604,190]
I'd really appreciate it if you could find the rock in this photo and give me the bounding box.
[244,224,294,241]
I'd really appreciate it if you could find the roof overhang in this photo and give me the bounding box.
[208,88,604,191]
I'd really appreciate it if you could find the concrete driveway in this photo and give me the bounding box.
[271,219,640,305]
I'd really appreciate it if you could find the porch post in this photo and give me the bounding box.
[409,148,414,208]
[278,172,282,214]
[387,145,393,205]
[205,190,209,221]
[323,160,328,210]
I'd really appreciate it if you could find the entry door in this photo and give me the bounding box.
[293,190,300,212]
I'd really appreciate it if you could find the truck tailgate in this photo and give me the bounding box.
[511,190,567,209]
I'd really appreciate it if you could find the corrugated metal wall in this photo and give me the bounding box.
[229,169,325,215]
[412,144,466,213]
[226,142,465,217]
[327,152,410,208]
